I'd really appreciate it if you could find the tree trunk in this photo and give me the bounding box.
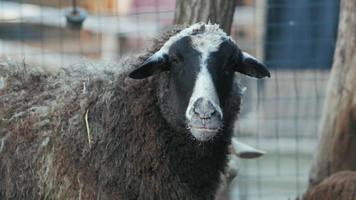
[174,0,236,34]
[308,0,356,189]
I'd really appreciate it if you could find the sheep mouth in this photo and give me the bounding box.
[188,125,221,141]
[186,107,223,141]
[190,126,219,132]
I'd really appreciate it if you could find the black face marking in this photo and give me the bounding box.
[206,40,236,107]
[167,36,202,116]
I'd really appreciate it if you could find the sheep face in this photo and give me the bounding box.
[129,23,270,141]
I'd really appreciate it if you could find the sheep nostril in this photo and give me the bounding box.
[210,110,216,116]
[193,108,200,115]
[191,98,221,120]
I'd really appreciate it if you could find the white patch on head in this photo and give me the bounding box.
[154,22,231,58]
[184,24,227,120]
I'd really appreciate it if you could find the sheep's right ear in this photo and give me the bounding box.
[129,53,169,79]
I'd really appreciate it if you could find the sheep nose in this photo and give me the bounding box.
[192,98,219,120]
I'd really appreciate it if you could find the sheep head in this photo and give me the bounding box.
[129,22,270,142]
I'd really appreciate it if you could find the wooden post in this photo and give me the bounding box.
[308,0,356,189]
[174,0,236,34]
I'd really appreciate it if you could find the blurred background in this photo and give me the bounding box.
[0,0,340,199]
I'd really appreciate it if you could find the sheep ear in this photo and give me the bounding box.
[129,53,169,79]
[235,52,270,78]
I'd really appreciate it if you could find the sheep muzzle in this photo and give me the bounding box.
[187,97,223,141]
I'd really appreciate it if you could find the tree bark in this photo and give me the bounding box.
[308,0,356,189]
[174,0,236,34]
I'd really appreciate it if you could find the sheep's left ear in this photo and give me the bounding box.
[235,52,270,78]
[129,53,169,79]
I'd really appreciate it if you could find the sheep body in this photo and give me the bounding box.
[0,25,243,199]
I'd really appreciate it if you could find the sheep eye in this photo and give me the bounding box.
[170,54,181,64]
[224,55,236,73]
[222,62,232,73]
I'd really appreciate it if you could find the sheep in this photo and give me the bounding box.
[303,171,356,200]
[0,22,270,200]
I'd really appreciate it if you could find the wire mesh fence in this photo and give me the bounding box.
[0,0,339,199]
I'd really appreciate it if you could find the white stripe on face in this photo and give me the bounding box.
[153,22,230,61]
[185,33,224,120]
